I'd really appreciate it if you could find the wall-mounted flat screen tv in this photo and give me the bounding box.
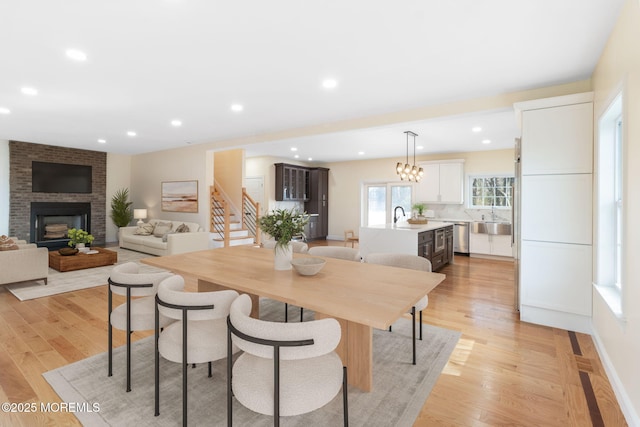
[32,161,92,193]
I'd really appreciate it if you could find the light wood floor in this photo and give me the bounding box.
[0,245,627,426]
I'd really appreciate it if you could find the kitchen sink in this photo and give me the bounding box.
[471,221,512,235]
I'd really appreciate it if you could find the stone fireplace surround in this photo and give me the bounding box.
[8,141,107,247]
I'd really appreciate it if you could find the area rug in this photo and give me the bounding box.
[6,248,165,301]
[44,299,460,426]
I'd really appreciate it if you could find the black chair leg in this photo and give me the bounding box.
[300,307,304,322]
[419,310,423,340]
[126,288,132,392]
[388,325,392,332]
[108,287,113,377]
[208,361,212,378]
[411,306,416,365]
[284,303,288,323]
[343,366,349,427]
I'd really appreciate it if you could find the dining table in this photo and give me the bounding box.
[141,245,446,392]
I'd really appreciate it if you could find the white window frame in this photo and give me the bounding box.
[468,174,515,209]
[362,182,413,226]
[595,91,625,320]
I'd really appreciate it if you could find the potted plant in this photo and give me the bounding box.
[110,188,134,232]
[67,228,94,248]
[412,203,427,218]
[258,208,309,270]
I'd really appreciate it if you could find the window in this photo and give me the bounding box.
[595,92,624,317]
[363,183,412,226]
[469,176,514,208]
[614,114,623,290]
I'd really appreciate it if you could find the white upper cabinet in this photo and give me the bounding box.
[416,160,464,204]
[517,96,593,175]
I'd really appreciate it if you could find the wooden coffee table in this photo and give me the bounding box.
[49,247,118,272]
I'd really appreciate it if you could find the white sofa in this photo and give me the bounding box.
[119,219,209,256]
[0,242,49,286]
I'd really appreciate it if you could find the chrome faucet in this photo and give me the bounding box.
[393,206,406,224]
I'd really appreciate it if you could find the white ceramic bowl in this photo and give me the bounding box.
[290,257,326,276]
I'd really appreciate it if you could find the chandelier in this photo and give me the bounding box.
[395,131,424,181]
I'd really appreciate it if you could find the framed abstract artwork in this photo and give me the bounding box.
[161,180,198,213]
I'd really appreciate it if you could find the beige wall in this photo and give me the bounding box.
[591,0,640,423]
[214,149,244,212]
[130,144,211,231]
[324,149,514,239]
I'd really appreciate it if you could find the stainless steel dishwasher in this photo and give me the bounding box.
[451,222,470,255]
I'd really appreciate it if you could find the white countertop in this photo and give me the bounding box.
[362,221,452,233]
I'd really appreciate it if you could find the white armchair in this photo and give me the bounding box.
[227,293,348,425]
[0,243,48,287]
[108,262,174,391]
[155,275,239,425]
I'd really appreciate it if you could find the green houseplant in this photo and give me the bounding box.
[258,208,309,248]
[258,208,309,270]
[67,228,94,247]
[412,203,427,217]
[110,188,134,228]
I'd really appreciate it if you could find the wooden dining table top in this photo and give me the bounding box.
[141,245,446,330]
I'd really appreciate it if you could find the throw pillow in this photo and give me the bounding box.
[175,223,190,233]
[153,221,173,238]
[0,235,18,251]
[162,231,175,243]
[133,223,155,236]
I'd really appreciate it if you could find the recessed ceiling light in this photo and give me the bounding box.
[0,107,10,114]
[416,145,424,150]
[231,104,243,112]
[358,151,365,155]
[322,79,338,89]
[472,126,482,132]
[308,157,313,161]
[21,87,38,96]
[171,119,182,127]
[127,131,137,137]
[290,147,298,152]
[482,139,491,144]
[97,139,106,143]
[294,154,299,159]
[66,49,87,62]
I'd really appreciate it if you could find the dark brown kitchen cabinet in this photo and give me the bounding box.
[304,168,329,240]
[275,163,310,201]
[418,225,453,271]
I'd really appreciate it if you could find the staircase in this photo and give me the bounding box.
[209,185,260,248]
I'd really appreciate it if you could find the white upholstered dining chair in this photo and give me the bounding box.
[155,275,239,426]
[364,253,431,365]
[308,246,360,262]
[227,294,348,426]
[108,262,173,392]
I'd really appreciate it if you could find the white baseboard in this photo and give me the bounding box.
[519,305,592,334]
[591,328,640,426]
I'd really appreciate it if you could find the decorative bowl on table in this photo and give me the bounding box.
[290,257,326,276]
[58,248,79,256]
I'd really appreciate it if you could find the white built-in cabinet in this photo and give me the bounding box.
[415,160,464,204]
[514,92,593,334]
[470,233,513,257]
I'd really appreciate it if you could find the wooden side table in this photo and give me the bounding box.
[49,247,118,272]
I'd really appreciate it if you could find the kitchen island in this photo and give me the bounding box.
[359,221,454,271]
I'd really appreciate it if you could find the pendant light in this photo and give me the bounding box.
[396,131,423,181]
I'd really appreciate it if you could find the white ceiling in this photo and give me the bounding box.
[0,0,623,162]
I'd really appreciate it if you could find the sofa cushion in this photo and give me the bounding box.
[134,223,155,236]
[0,235,19,251]
[124,235,154,245]
[153,221,173,237]
[175,223,190,233]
